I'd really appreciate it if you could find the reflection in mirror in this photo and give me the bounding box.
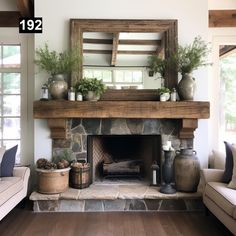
[83,32,164,89]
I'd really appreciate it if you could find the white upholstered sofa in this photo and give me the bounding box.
[0,166,30,221]
[201,169,236,235]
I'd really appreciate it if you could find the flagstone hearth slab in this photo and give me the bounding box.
[78,185,119,200]
[60,188,80,200]
[30,191,60,201]
[118,185,148,199]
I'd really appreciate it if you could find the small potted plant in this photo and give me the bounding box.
[74,77,106,101]
[158,87,171,101]
[35,43,81,99]
[170,36,211,100]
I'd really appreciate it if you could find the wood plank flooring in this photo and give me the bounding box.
[0,207,233,236]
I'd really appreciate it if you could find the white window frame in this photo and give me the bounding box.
[210,34,236,151]
[0,28,28,163]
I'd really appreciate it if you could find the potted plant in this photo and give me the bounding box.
[35,43,81,99]
[170,36,211,100]
[74,77,106,101]
[158,87,171,101]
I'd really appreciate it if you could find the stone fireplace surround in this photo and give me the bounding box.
[52,118,192,166]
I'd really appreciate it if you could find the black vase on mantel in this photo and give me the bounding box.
[160,150,176,194]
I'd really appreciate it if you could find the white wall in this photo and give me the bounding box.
[208,0,236,9]
[34,0,209,166]
[0,0,17,11]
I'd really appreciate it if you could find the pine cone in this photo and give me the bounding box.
[61,159,69,168]
[57,161,65,169]
[36,158,47,169]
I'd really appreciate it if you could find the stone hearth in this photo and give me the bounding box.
[30,182,203,212]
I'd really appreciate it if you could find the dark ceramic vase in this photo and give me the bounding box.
[174,148,200,192]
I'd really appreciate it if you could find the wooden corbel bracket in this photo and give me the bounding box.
[179,119,198,139]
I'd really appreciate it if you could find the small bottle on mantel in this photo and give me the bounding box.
[170,88,177,101]
[68,87,75,101]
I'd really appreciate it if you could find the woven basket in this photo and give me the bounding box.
[69,166,90,189]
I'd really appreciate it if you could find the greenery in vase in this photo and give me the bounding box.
[157,87,170,95]
[170,36,211,75]
[147,55,167,78]
[35,43,81,76]
[74,77,106,97]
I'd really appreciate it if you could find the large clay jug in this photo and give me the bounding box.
[177,73,196,100]
[49,74,68,99]
[174,148,200,192]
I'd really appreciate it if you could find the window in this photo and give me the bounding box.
[84,68,144,89]
[0,44,21,162]
[220,49,236,142]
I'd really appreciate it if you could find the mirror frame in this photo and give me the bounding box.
[70,19,178,90]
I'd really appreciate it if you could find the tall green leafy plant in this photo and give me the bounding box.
[35,43,81,76]
[171,36,211,75]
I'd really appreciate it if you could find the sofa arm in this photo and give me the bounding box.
[13,166,30,180]
[201,169,224,186]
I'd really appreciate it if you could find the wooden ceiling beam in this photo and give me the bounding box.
[220,45,236,57]
[209,10,236,27]
[111,33,120,66]
[17,0,34,17]
[83,38,113,44]
[118,50,155,55]
[83,49,156,55]
[83,38,162,46]
[0,11,21,27]
[119,39,161,46]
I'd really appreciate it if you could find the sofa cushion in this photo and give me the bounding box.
[222,142,234,183]
[0,145,17,177]
[205,182,236,218]
[0,177,23,207]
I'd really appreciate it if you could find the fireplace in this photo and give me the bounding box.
[87,135,162,183]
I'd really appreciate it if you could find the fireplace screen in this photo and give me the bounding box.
[87,135,162,183]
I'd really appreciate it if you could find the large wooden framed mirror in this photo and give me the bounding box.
[70,19,177,100]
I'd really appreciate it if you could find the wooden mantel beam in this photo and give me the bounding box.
[209,10,236,27]
[34,101,209,140]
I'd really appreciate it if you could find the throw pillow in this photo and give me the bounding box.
[222,142,234,183]
[228,145,236,189]
[0,145,18,177]
[0,147,6,180]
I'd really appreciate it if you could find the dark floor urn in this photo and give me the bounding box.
[174,148,200,192]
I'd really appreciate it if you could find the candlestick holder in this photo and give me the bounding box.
[160,150,176,194]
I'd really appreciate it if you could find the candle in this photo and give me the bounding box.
[153,170,157,185]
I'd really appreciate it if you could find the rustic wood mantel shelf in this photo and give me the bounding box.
[33,100,210,139]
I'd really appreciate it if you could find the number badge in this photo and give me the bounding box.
[19,17,43,33]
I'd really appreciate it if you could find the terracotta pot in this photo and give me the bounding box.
[36,167,70,194]
[174,148,200,192]
[177,73,196,100]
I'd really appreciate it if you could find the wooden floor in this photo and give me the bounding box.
[0,207,233,236]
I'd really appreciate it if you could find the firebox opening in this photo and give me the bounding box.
[87,135,162,184]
